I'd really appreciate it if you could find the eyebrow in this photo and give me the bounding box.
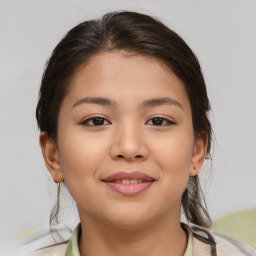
[72,96,183,110]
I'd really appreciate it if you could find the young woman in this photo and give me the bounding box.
[27,11,255,256]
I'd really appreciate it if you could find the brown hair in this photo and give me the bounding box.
[36,10,212,231]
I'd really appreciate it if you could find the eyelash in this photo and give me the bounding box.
[80,115,176,127]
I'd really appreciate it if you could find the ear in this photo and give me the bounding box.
[39,132,64,183]
[190,133,208,176]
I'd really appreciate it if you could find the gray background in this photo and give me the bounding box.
[1,0,256,255]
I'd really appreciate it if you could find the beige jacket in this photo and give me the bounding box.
[19,225,256,256]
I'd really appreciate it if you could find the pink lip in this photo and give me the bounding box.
[102,171,155,182]
[104,182,154,196]
[102,171,155,196]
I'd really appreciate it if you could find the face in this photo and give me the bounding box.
[40,51,207,228]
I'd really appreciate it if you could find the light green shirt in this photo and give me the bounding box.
[65,223,193,256]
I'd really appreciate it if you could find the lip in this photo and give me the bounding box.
[101,171,155,196]
[102,171,155,182]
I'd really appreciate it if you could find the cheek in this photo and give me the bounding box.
[153,130,194,190]
[155,131,193,168]
[57,127,107,189]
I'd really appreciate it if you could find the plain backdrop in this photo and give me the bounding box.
[0,0,256,255]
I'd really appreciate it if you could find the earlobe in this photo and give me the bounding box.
[190,134,208,176]
[39,132,64,182]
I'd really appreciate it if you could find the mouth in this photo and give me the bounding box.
[104,179,153,184]
[102,171,156,182]
[101,171,156,196]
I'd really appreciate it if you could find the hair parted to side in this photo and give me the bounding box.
[36,11,213,231]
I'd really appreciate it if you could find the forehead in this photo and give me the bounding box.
[64,51,191,112]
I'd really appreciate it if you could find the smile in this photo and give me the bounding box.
[110,179,143,184]
[102,171,156,196]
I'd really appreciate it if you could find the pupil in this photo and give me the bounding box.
[153,118,163,125]
[93,118,104,125]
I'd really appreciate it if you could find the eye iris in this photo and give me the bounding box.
[152,118,164,125]
[92,117,104,125]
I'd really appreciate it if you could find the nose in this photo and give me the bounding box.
[109,122,148,162]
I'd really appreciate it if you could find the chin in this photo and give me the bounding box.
[107,217,150,230]
[102,207,155,229]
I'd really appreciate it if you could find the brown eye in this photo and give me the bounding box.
[80,116,110,127]
[147,117,175,126]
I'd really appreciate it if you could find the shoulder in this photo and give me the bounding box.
[16,241,69,256]
[15,225,72,256]
[25,243,68,256]
[191,224,256,256]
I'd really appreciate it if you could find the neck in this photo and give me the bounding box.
[78,215,187,256]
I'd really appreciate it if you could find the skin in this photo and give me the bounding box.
[40,51,207,256]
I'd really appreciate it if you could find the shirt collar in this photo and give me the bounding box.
[182,223,194,256]
[65,223,81,256]
[65,222,194,256]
